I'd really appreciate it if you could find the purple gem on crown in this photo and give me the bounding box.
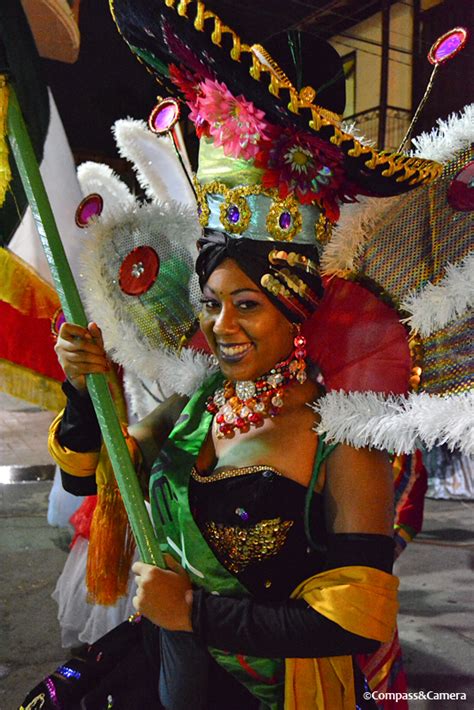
[279,211,292,230]
[227,204,241,224]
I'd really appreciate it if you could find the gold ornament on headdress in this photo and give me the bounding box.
[194,177,330,247]
[265,195,303,242]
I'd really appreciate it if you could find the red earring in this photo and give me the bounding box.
[291,326,307,384]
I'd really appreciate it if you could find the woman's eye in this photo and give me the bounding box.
[236,300,259,311]
[200,299,220,311]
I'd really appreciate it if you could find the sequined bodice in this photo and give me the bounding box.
[189,466,327,600]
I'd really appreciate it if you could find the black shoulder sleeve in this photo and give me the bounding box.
[60,469,98,496]
[57,380,102,452]
[191,533,394,658]
[192,592,379,658]
[56,381,101,495]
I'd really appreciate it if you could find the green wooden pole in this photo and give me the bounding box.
[6,80,164,568]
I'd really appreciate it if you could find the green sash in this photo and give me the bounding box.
[149,374,333,709]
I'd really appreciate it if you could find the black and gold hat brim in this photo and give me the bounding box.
[110,0,442,196]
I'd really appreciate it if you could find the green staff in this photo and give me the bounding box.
[6,79,164,568]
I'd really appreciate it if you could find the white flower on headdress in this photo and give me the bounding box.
[284,145,314,174]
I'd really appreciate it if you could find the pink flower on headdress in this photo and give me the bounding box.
[255,127,354,222]
[193,78,269,160]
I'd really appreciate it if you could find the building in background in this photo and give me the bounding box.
[331,1,414,151]
[329,0,472,150]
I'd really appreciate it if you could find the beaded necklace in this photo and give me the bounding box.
[206,333,307,438]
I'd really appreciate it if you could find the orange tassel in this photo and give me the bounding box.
[85,369,139,605]
[86,482,136,605]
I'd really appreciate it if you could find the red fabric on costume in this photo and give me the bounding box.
[0,300,64,380]
[185,327,212,354]
[302,277,411,394]
[394,450,428,536]
[69,495,98,548]
[357,627,408,710]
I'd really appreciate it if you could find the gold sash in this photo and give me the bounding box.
[285,566,399,709]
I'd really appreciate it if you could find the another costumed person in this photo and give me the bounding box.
[21,1,473,708]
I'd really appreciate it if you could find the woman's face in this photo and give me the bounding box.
[200,259,294,381]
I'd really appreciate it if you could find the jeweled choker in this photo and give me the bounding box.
[206,333,307,438]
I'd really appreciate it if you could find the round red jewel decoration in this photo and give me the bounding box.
[428,27,468,66]
[148,97,181,134]
[75,193,103,227]
[119,246,160,296]
[447,161,474,211]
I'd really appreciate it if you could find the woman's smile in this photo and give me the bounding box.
[216,341,254,362]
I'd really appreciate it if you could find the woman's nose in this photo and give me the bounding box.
[213,304,238,335]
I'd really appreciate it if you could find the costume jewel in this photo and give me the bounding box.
[75,193,103,227]
[148,96,181,134]
[206,332,308,438]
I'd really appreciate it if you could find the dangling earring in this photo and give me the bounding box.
[290,324,307,384]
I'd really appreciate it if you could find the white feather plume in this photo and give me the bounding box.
[80,201,201,376]
[77,162,136,216]
[340,121,375,147]
[411,104,474,163]
[123,370,166,420]
[123,350,218,417]
[321,194,402,276]
[113,119,196,209]
[151,348,218,398]
[312,390,474,455]
[401,254,474,336]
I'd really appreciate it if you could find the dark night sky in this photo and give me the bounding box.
[41,0,159,160]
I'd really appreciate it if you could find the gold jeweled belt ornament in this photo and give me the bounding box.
[203,517,295,574]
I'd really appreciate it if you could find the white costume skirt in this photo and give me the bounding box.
[52,536,137,648]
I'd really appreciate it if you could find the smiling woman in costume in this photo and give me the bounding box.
[51,248,395,710]
[44,1,444,708]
